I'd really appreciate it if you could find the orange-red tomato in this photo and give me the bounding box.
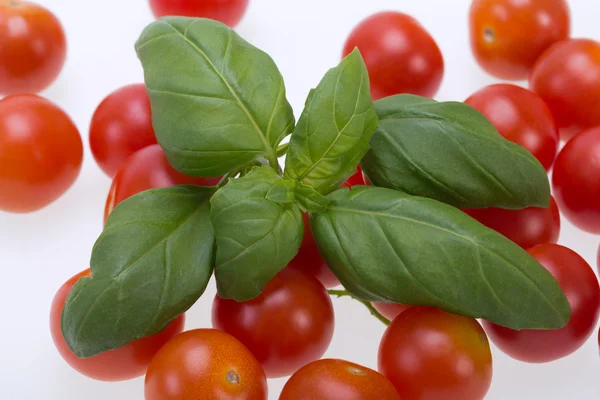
[280,359,401,400]
[341,166,366,188]
[372,302,411,321]
[50,269,185,382]
[144,329,268,400]
[0,94,83,213]
[0,0,66,94]
[469,0,570,80]
[148,0,249,27]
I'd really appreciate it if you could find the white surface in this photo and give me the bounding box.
[0,0,598,399]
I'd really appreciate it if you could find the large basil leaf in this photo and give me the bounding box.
[136,17,294,176]
[311,186,570,330]
[284,49,378,194]
[62,186,215,357]
[361,95,550,209]
[211,166,303,301]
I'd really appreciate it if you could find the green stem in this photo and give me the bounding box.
[276,142,289,157]
[327,289,391,326]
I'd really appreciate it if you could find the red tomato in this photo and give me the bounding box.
[144,329,267,400]
[212,268,335,378]
[148,0,249,27]
[342,11,444,100]
[552,127,600,233]
[378,307,492,400]
[484,244,600,363]
[465,84,559,170]
[372,302,411,321]
[90,84,157,177]
[50,269,185,382]
[597,244,599,274]
[0,94,82,213]
[531,39,600,140]
[279,359,401,400]
[341,166,366,188]
[104,144,220,223]
[0,1,66,94]
[469,0,570,80]
[464,196,560,250]
[287,213,340,288]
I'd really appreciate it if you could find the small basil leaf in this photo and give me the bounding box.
[211,166,303,301]
[361,95,550,209]
[295,182,330,213]
[266,180,296,204]
[62,186,215,358]
[136,17,294,176]
[312,186,570,330]
[284,49,378,194]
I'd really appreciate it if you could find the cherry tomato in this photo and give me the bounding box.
[341,166,366,188]
[531,39,600,140]
[50,269,185,382]
[378,307,492,400]
[104,144,220,223]
[464,196,560,250]
[148,0,249,27]
[0,94,83,213]
[144,329,267,400]
[90,84,157,177]
[280,359,401,400]
[212,268,335,378]
[597,244,599,274]
[465,84,559,170]
[484,244,600,363]
[552,126,600,233]
[372,302,411,321]
[0,1,66,95]
[342,11,444,100]
[469,0,570,80]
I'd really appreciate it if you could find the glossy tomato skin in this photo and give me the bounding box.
[148,0,249,27]
[484,244,600,363]
[372,302,411,321]
[465,84,559,170]
[469,0,570,80]
[104,144,220,222]
[0,94,82,213]
[212,268,335,378]
[531,39,600,140]
[378,307,492,400]
[341,166,366,188]
[464,196,560,250]
[90,84,157,177]
[343,11,444,100]
[50,270,185,382]
[280,359,401,400]
[0,1,66,94]
[144,329,267,400]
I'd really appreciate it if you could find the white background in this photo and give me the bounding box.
[0,0,598,399]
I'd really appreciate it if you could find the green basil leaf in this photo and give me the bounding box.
[361,95,551,209]
[294,182,330,213]
[266,180,296,204]
[211,166,303,301]
[136,17,294,176]
[61,186,215,358]
[312,186,570,330]
[284,49,378,194]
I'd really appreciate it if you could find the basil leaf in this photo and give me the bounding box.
[211,166,303,301]
[361,95,550,209]
[136,17,294,176]
[294,182,330,213]
[312,186,570,330]
[62,186,215,357]
[284,49,378,194]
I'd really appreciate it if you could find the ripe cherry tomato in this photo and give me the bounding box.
[343,11,444,100]
[104,144,220,223]
[212,268,335,378]
[378,307,492,400]
[0,1,66,95]
[148,0,249,27]
[90,84,157,177]
[144,329,267,400]
[279,359,401,400]
[552,127,600,233]
[469,0,570,80]
[465,84,559,170]
[372,302,411,321]
[341,166,366,188]
[531,39,600,140]
[464,196,560,250]
[597,244,599,274]
[50,270,185,382]
[484,244,600,363]
[0,94,83,213]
